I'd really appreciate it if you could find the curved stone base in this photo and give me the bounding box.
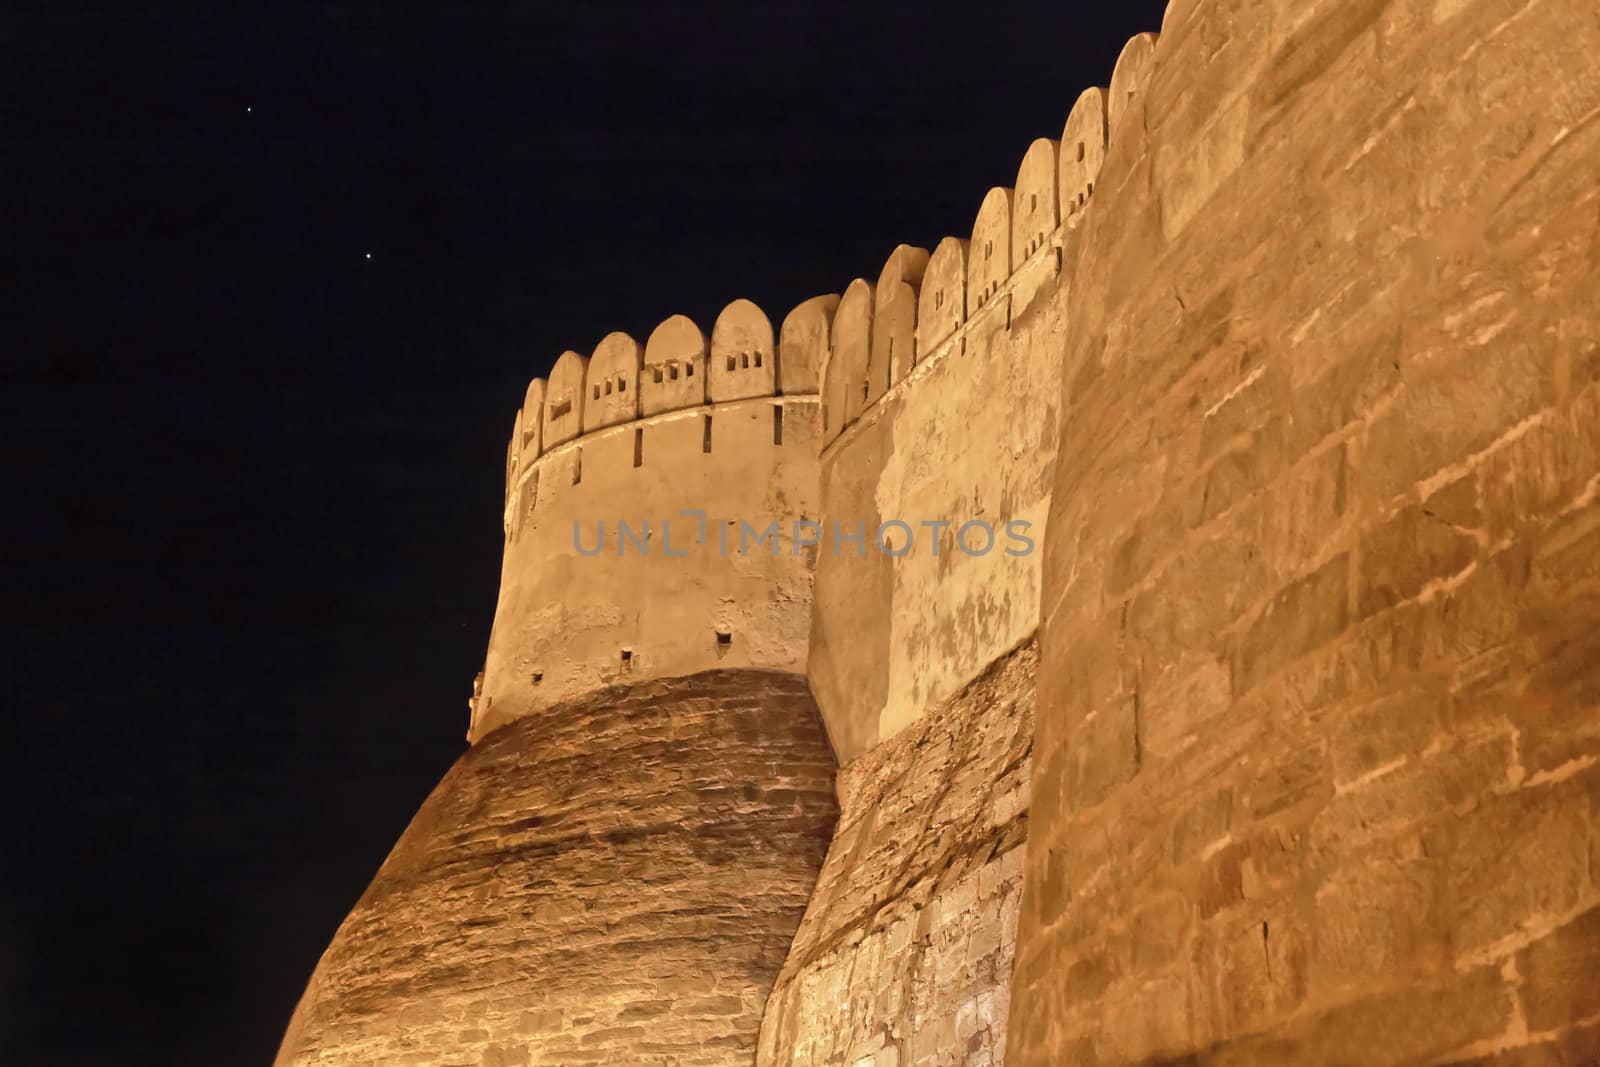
[276,669,837,1067]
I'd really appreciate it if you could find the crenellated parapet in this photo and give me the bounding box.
[499,24,1166,527]
[499,298,833,539]
[813,32,1160,452]
[481,30,1166,745]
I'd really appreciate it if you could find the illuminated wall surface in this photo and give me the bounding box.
[278,1,1600,1063]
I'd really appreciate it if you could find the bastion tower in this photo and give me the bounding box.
[279,2,1600,1064]
[276,297,846,1067]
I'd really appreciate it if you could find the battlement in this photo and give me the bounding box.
[476,29,1166,746]
[496,295,825,524]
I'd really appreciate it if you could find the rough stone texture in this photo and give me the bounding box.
[757,642,1035,1067]
[1011,0,1600,1063]
[276,670,837,1067]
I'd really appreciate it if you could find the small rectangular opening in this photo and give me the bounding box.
[550,398,572,421]
[754,352,762,367]
[633,427,643,468]
[669,364,679,381]
[702,414,712,453]
[716,631,731,647]
[726,355,736,372]
[620,649,632,672]
[653,366,664,384]
[773,405,783,445]
[532,671,543,686]
[1077,141,1085,162]
[618,377,626,392]
[685,362,693,377]
[572,447,582,485]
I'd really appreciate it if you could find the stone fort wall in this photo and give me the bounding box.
[755,29,1168,1067]
[476,299,829,740]
[281,0,1600,1062]
[467,18,1174,1067]
[1010,0,1600,1063]
[477,34,1154,755]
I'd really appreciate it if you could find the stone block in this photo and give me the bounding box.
[1240,736,1331,822]
[1330,686,1446,786]
[1217,965,1512,1066]
[1065,691,1141,812]
[1517,904,1600,1033]
[1446,780,1591,955]
[1310,848,1448,992]
[1287,327,1403,455]
[1236,554,1351,696]
[1170,785,1235,865]
[1131,892,1193,971]
[1362,339,1551,506]
[1311,733,1512,858]
[1359,503,1479,617]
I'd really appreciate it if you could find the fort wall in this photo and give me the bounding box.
[1010,0,1600,1062]
[807,224,1070,762]
[468,25,1145,1066]
[478,394,821,740]
[282,0,1600,1062]
[759,27,1154,1067]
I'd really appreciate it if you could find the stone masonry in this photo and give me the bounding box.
[276,670,836,1067]
[279,0,1600,1061]
[1010,0,1600,1062]
[758,643,1035,1067]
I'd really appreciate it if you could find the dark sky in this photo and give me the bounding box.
[4,3,1166,1063]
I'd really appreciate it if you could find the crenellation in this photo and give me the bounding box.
[642,313,710,416]
[503,407,522,533]
[967,187,1014,311]
[1058,87,1108,223]
[1106,31,1160,136]
[521,377,546,461]
[826,279,875,444]
[709,298,777,404]
[917,237,968,357]
[582,331,643,433]
[1012,140,1060,262]
[871,245,929,390]
[778,294,839,395]
[544,350,588,447]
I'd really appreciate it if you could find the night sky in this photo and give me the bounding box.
[5,3,1167,1063]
